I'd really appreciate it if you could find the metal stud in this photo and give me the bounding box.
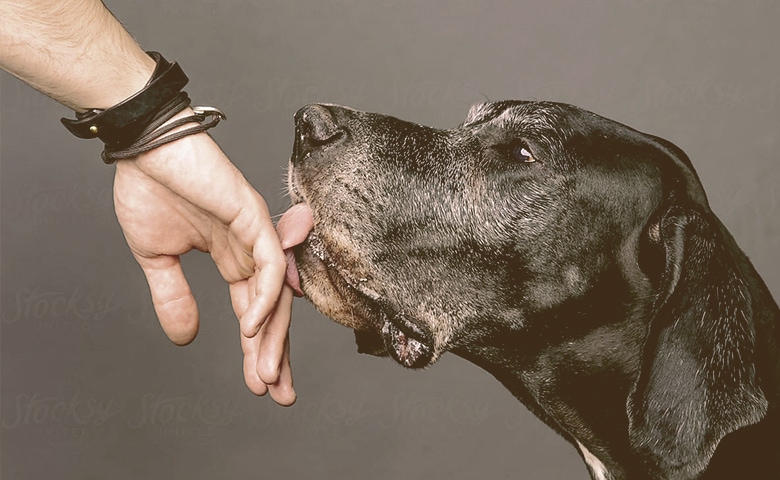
[89,125,99,134]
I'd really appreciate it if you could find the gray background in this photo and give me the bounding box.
[2,1,778,479]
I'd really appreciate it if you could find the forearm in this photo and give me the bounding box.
[0,0,155,111]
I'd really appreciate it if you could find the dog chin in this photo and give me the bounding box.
[295,240,436,369]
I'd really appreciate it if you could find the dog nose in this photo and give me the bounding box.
[293,104,344,161]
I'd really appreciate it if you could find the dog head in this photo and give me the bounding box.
[281,101,770,476]
[283,101,700,366]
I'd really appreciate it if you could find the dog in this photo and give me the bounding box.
[277,101,779,480]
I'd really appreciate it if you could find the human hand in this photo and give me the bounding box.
[112,129,295,406]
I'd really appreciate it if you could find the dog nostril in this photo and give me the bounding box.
[295,104,343,148]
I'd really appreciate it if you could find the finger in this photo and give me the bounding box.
[235,267,268,338]
[228,280,249,321]
[268,337,296,406]
[230,278,268,359]
[240,330,269,397]
[136,254,199,346]
[257,285,293,384]
[240,232,287,337]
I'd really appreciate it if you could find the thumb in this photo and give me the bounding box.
[135,254,200,345]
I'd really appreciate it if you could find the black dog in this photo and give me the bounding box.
[280,101,779,480]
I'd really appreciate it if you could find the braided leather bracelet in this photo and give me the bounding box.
[60,51,225,164]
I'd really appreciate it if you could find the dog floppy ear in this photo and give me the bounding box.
[629,204,768,479]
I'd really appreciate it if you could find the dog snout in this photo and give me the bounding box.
[293,104,344,163]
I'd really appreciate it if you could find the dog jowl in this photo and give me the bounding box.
[277,101,779,480]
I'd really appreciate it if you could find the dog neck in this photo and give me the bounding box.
[453,314,649,480]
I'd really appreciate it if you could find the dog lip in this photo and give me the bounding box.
[382,314,434,369]
[386,311,431,345]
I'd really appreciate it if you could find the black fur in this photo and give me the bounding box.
[286,101,779,480]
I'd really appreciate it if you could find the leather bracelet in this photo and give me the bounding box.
[60,51,189,149]
[100,93,227,164]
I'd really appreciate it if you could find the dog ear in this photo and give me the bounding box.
[629,204,768,478]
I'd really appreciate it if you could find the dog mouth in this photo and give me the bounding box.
[277,202,434,369]
[380,311,434,368]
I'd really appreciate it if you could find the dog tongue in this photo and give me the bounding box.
[278,203,314,249]
[277,203,314,297]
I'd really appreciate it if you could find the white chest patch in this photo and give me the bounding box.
[576,440,610,480]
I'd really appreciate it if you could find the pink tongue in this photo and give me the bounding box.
[277,203,314,297]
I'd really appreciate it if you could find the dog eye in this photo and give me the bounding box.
[511,143,535,163]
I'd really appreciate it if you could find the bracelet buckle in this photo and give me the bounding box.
[192,106,227,121]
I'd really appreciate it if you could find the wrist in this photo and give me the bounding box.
[76,52,157,111]
[57,51,232,165]
[61,52,190,145]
